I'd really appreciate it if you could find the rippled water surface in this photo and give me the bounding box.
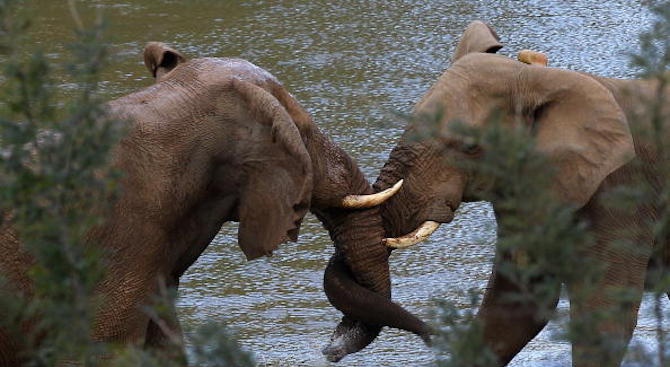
[25,1,666,366]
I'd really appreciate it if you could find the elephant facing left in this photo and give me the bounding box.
[373,21,668,367]
[0,43,430,366]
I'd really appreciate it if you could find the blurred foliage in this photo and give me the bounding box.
[188,324,256,367]
[0,1,253,366]
[432,292,498,367]
[0,0,119,364]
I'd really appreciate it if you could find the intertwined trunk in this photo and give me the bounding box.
[306,127,392,298]
[373,142,422,237]
[317,204,430,336]
[272,84,429,358]
[305,128,430,360]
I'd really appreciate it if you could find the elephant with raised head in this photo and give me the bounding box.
[373,21,668,367]
[0,43,429,366]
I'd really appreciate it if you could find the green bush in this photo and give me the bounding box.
[0,2,253,366]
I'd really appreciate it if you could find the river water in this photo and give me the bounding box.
[25,1,665,366]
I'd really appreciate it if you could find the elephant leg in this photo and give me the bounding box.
[0,328,22,367]
[566,247,648,367]
[566,196,655,367]
[89,271,188,365]
[477,260,561,366]
[143,277,186,365]
[90,274,167,351]
[144,312,186,364]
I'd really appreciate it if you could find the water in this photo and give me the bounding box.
[23,1,665,365]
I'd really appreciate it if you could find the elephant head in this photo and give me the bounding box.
[375,21,634,247]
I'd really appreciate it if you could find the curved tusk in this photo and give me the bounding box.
[383,221,440,249]
[518,49,548,66]
[340,179,403,209]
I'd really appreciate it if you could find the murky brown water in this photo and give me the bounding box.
[23,1,666,366]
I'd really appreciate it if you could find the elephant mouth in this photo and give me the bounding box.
[285,217,303,242]
[427,200,457,224]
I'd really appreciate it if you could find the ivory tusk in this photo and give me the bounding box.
[517,49,548,66]
[383,221,441,249]
[340,179,403,209]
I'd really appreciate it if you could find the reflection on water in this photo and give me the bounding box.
[23,1,665,365]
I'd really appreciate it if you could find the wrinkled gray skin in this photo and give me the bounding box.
[0,43,428,366]
[374,21,669,367]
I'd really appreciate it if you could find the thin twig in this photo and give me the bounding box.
[67,0,83,32]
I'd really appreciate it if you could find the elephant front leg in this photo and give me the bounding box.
[144,314,186,364]
[566,249,647,367]
[143,276,187,365]
[0,328,23,367]
[477,260,561,366]
[91,272,187,364]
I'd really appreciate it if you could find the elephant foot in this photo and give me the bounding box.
[321,317,381,362]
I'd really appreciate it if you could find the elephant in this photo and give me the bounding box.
[0,42,430,366]
[373,21,669,367]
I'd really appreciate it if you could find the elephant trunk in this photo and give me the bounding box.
[373,143,412,194]
[322,253,431,362]
[312,163,430,361]
[270,82,396,296]
[316,204,390,294]
[315,206,432,362]
[305,128,395,296]
[272,89,430,359]
[373,143,417,237]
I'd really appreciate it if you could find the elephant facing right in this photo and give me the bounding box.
[0,42,429,366]
[373,21,670,367]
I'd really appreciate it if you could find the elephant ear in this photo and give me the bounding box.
[143,42,188,81]
[522,67,635,206]
[452,20,503,62]
[230,78,313,260]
